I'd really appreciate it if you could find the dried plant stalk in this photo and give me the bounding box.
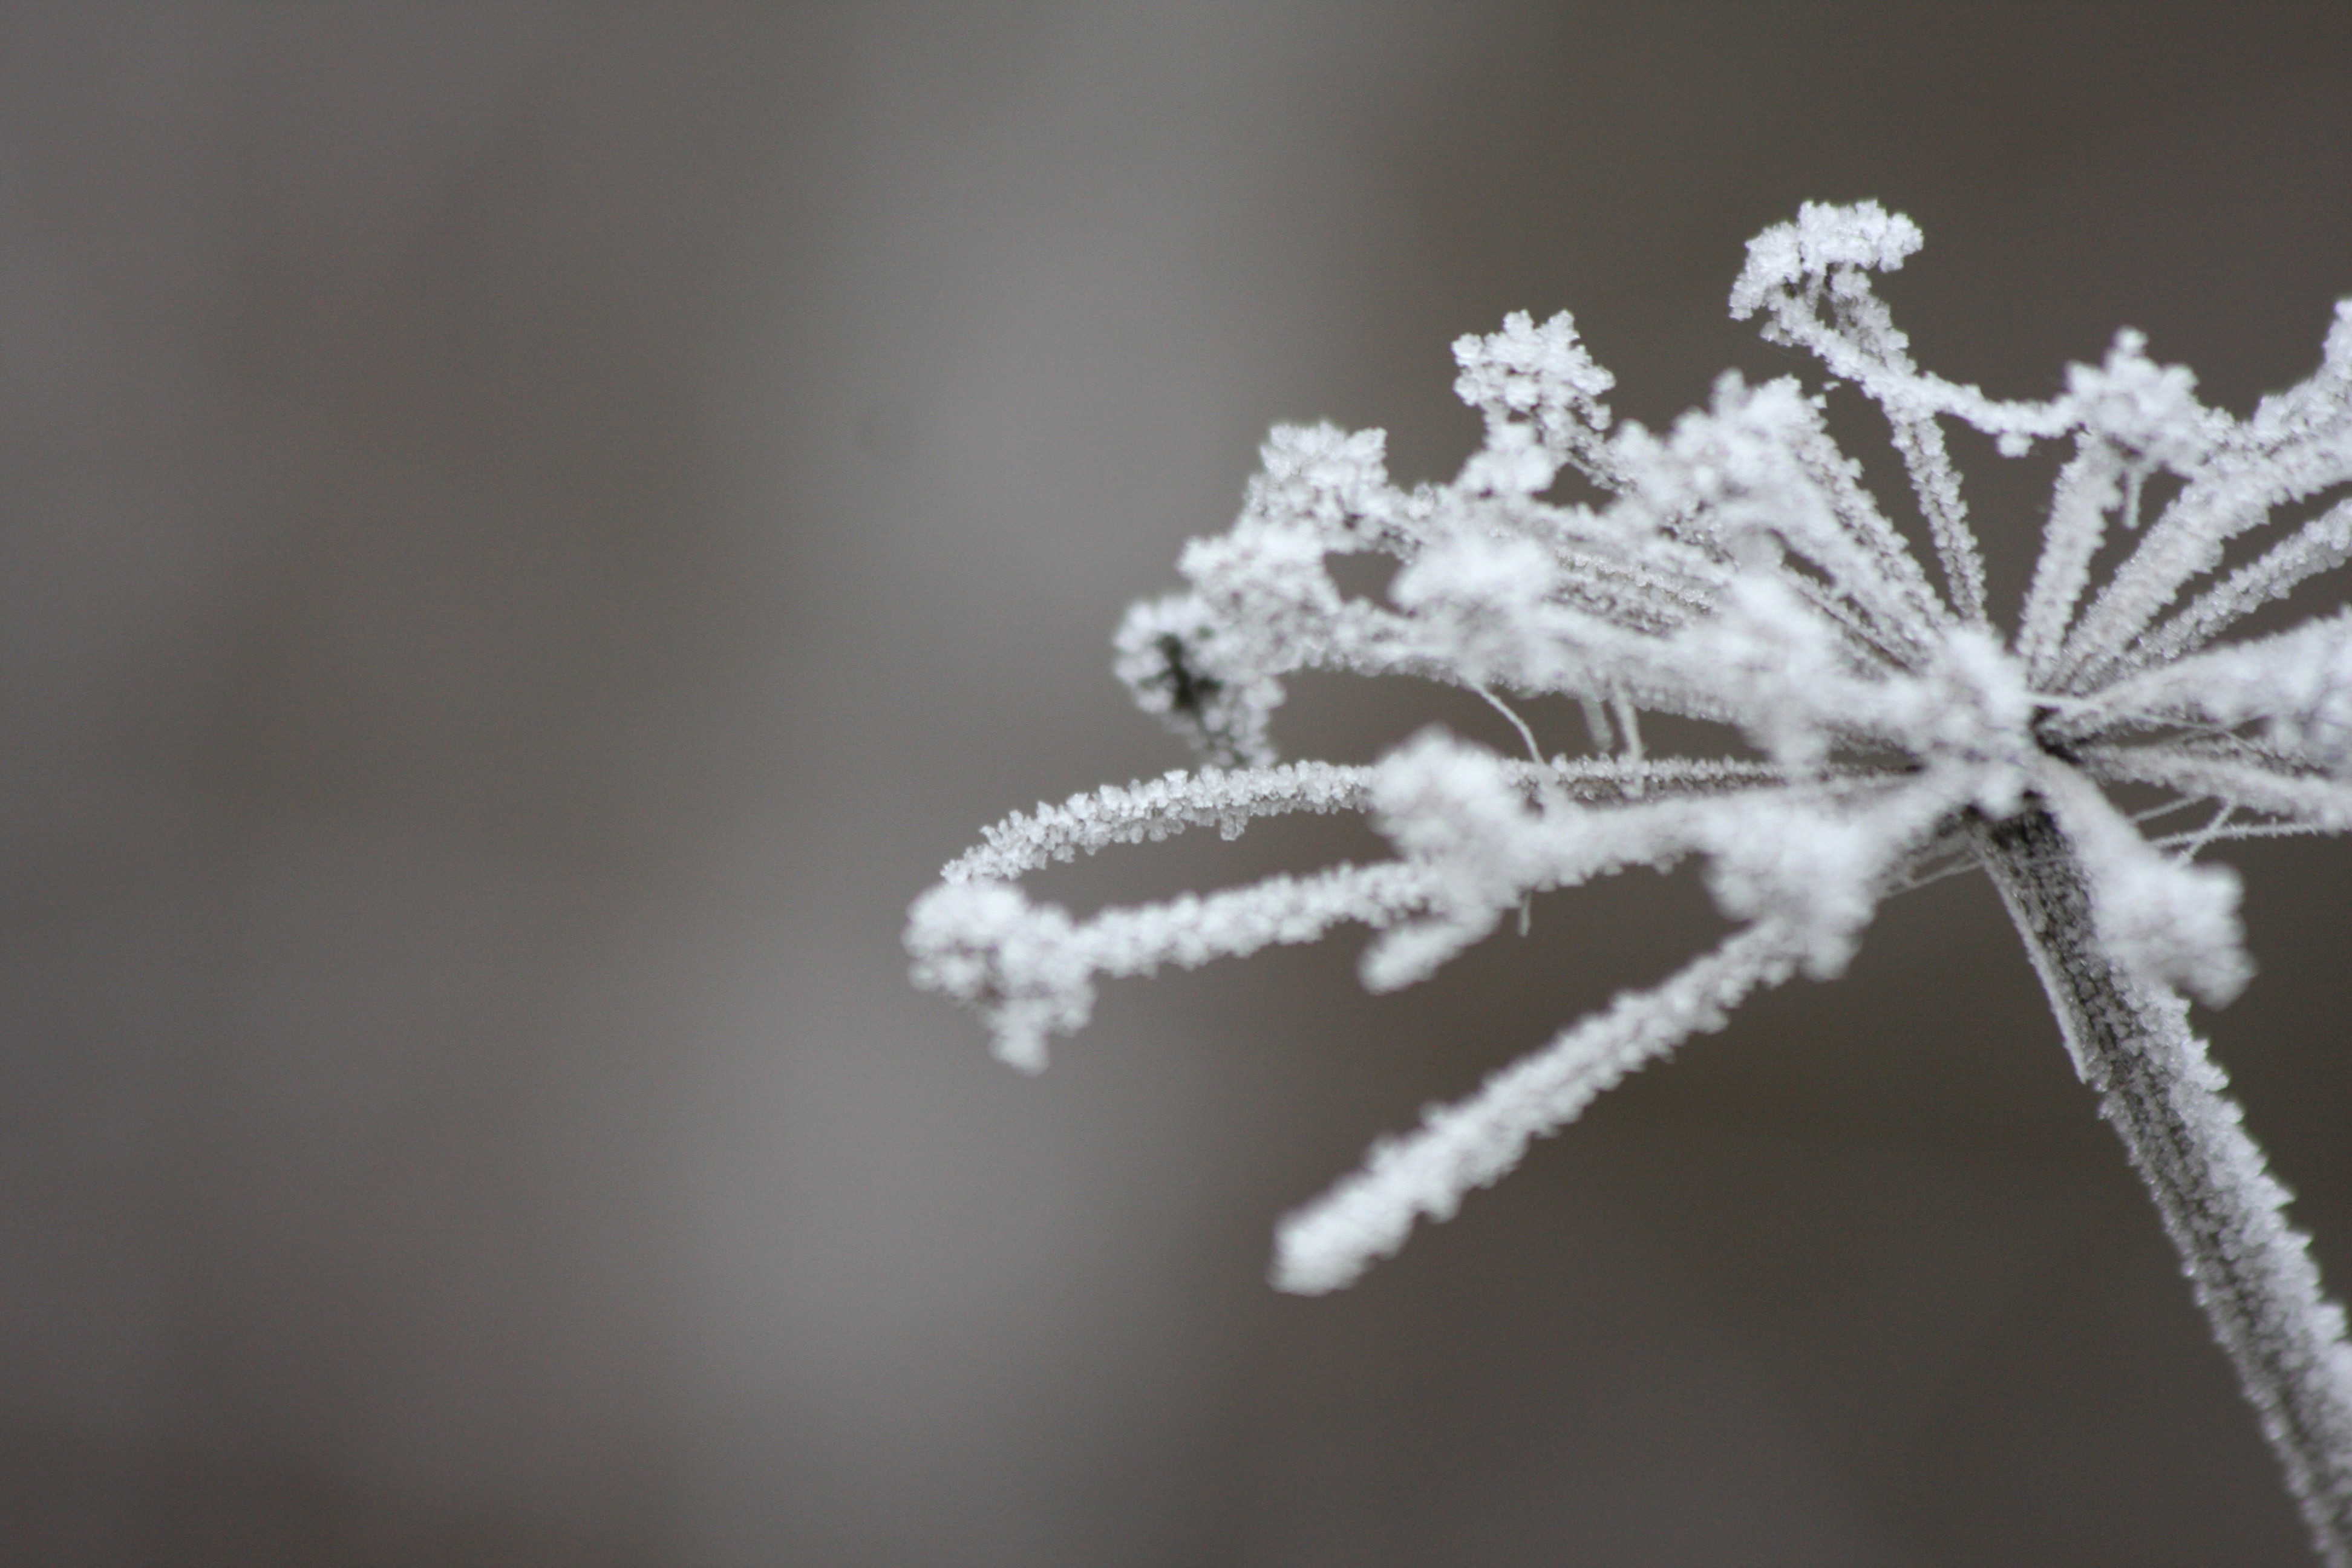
[1984,807,2352,1564]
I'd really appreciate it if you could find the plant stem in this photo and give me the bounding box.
[1981,805,2352,1566]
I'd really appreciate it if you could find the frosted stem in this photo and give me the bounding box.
[1981,806,2352,1566]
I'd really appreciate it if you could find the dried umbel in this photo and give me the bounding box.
[908,203,2352,1560]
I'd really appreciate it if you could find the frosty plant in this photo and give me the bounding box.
[906,202,2352,1560]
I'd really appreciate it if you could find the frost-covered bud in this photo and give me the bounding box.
[1240,423,1396,544]
[1358,731,1543,991]
[1453,309,1615,422]
[905,881,1093,1071]
[1729,198,1922,321]
[1113,593,1281,766]
[2064,330,2218,475]
[1700,802,1881,979]
[1451,309,1615,489]
[1670,575,1854,771]
[1455,420,1561,497]
[1907,629,2037,814]
[2094,851,2252,1008]
[1387,532,1579,691]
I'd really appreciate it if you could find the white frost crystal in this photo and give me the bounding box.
[908,203,2352,1562]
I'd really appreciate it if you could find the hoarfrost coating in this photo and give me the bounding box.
[906,203,2352,1561]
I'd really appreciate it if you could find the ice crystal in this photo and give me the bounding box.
[907,203,2352,1560]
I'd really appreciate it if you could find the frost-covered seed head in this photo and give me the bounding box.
[911,201,2352,1295]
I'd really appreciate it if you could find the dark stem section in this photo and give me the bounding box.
[1980,805,2352,1567]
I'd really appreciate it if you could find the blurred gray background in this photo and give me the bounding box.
[4,4,2351,1564]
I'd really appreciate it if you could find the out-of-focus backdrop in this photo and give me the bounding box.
[4,5,2351,1564]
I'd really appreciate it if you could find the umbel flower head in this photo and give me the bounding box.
[909,203,2352,1557]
